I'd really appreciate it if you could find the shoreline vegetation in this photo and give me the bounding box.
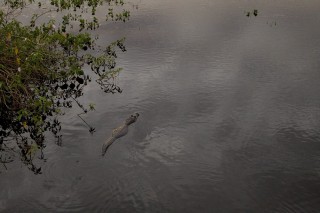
[0,0,130,173]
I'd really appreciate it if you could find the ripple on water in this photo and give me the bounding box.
[140,126,185,166]
[34,158,87,212]
[70,165,166,213]
[270,180,320,213]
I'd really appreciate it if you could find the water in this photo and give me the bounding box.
[1,0,320,212]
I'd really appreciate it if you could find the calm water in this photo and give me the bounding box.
[2,0,320,212]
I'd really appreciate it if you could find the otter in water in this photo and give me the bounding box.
[102,113,139,156]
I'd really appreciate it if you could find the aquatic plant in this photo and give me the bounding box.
[0,0,130,173]
[245,9,258,17]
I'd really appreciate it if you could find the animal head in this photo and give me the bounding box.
[125,112,139,125]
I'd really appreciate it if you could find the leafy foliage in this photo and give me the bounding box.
[0,0,130,173]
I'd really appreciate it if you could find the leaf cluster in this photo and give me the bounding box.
[0,0,129,173]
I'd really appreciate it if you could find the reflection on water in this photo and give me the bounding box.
[2,0,320,212]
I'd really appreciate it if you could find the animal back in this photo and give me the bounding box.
[112,125,129,139]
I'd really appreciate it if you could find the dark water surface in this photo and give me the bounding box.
[2,0,320,212]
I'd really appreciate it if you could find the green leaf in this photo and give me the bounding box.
[26,143,39,159]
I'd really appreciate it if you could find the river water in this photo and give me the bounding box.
[2,0,320,212]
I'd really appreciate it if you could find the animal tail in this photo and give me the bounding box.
[102,137,116,156]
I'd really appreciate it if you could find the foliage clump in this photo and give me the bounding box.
[0,0,130,173]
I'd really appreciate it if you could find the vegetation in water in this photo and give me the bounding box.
[245,9,258,17]
[0,0,130,173]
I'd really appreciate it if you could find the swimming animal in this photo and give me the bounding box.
[102,113,139,156]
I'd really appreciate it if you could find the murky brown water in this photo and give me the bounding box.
[1,0,320,212]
